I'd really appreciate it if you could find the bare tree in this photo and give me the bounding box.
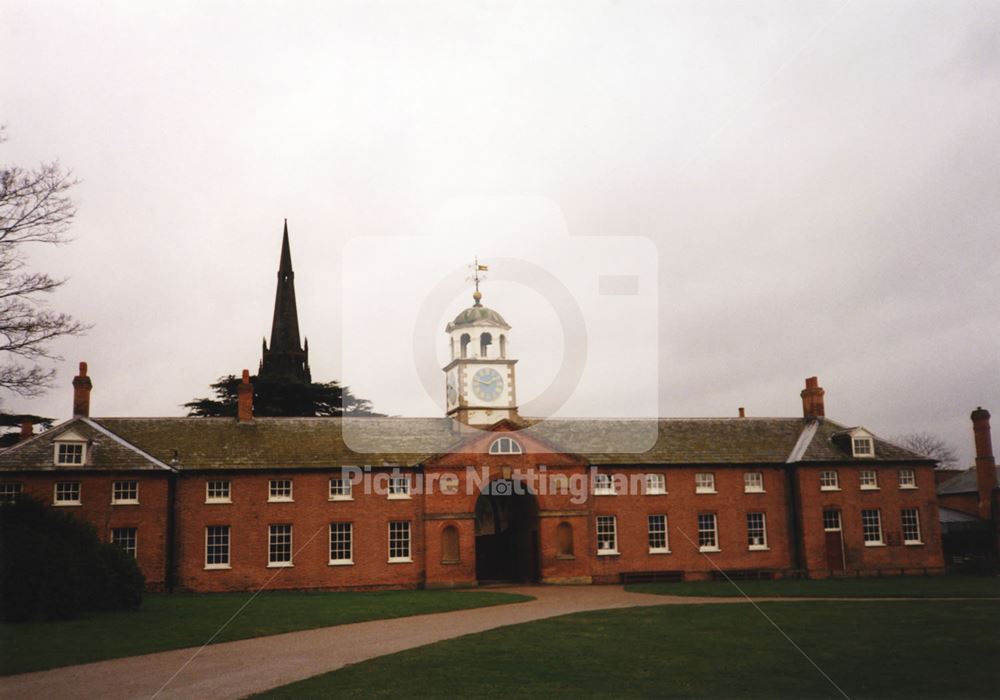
[893,431,960,469]
[0,127,88,397]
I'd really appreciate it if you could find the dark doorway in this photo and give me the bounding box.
[474,480,539,583]
[823,509,845,571]
[824,530,845,570]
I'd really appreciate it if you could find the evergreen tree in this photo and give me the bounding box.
[184,374,382,417]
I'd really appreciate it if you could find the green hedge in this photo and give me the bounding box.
[0,497,144,620]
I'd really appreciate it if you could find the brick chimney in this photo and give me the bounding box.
[19,420,33,441]
[72,362,93,417]
[738,407,746,418]
[237,369,253,423]
[800,376,825,418]
[971,407,997,520]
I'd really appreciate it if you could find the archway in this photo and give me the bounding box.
[474,480,539,583]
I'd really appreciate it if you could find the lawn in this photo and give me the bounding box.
[255,600,1000,699]
[0,589,531,676]
[626,574,1000,598]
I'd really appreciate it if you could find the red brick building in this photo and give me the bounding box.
[0,367,946,592]
[0,229,946,591]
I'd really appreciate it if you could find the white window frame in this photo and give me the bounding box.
[110,527,137,558]
[823,509,842,532]
[268,524,294,567]
[329,474,353,501]
[54,441,85,466]
[647,514,669,554]
[593,473,617,496]
[53,481,81,506]
[596,515,618,555]
[329,522,353,565]
[852,436,875,458]
[206,480,232,504]
[268,479,294,502]
[695,472,716,494]
[205,525,231,569]
[489,436,522,455]
[859,470,879,490]
[0,482,23,504]
[743,472,764,493]
[746,512,768,550]
[901,508,923,545]
[388,520,412,562]
[861,509,884,546]
[820,470,840,491]
[898,469,917,490]
[388,474,411,500]
[111,480,139,505]
[645,473,666,495]
[698,513,719,551]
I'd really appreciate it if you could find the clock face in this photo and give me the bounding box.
[472,367,504,402]
[446,375,458,405]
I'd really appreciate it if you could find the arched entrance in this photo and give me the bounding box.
[474,479,540,583]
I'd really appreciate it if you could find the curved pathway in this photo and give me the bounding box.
[0,586,962,700]
[0,586,713,700]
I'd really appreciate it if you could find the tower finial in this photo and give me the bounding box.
[472,257,488,307]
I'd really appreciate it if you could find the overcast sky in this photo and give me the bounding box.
[2,0,998,465]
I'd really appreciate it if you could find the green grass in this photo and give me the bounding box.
[626,574,1000,598]
[255,600,1000,699]
[0,589,530,676]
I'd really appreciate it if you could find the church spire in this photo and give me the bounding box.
[259,220,311,382]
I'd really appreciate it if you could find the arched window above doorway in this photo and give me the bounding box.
[489,436,522,455]
[441,525,460,564]
[556,521,574,558]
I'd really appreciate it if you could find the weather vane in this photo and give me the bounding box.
[469,257,489,306]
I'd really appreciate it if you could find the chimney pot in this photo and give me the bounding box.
[72,361,93,417]
[237,370,254,422]
[800,376,825,419]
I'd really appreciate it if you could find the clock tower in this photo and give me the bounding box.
[443,266,517,426]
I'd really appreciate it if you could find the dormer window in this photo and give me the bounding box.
[852,437,874,458]
[834,428,877,459]
[489,437,522,455]
[54,438,86,466]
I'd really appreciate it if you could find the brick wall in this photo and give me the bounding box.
[173,470,423,592]
[9,472,172,589]
[797,463,945,576]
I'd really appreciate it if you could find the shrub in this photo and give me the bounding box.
[0,497,144,621]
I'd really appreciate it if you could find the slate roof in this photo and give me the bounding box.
[936,465,1000,495]
[0,418,175,472]
[0,415,931,472]
[938,507,985,524]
